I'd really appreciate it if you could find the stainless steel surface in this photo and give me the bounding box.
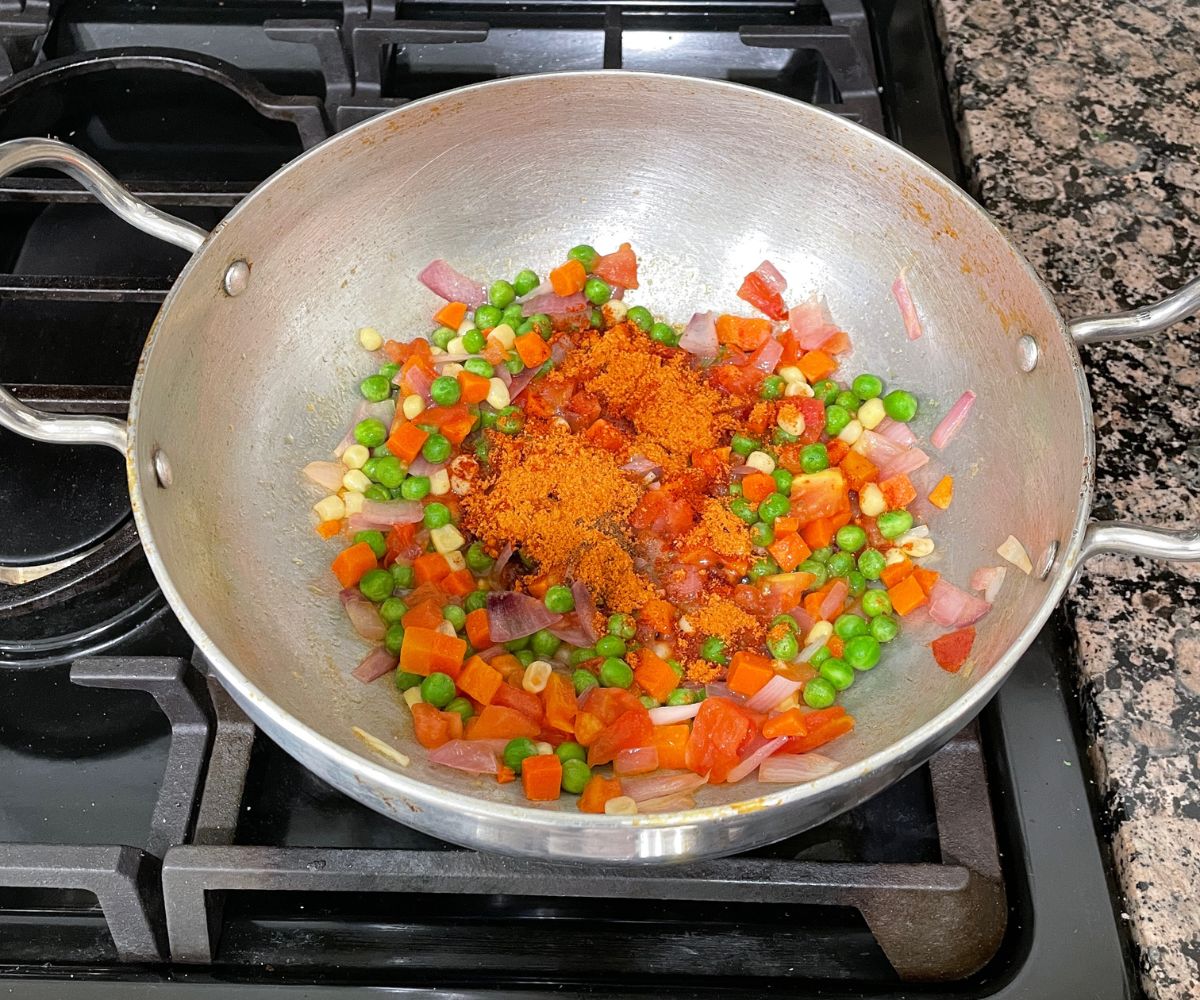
[1070,273,1200,345]
[1,73,1196,862]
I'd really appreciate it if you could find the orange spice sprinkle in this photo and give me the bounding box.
[685,498,752,560]
[682,595,763,683]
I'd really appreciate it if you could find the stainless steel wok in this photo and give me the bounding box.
[2,72,1197,863]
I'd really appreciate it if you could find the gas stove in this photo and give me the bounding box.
[0,1,1138,996]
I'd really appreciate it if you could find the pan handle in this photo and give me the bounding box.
[0,138,210,454]
[1070,276,1200,563]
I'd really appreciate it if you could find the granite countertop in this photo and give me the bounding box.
[934,0,1200,995]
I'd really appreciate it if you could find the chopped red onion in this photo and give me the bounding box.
[549,337,572,365]
[351,646,397,683]
[428,739,500,774]
[304,460,345,492]
[405,456,444,478]
[620,771,708,803]
[347,499,424,531]
[818,579,849,621]
[570,581,600,643]
[998,534,1034,575]
[647,702,703,725]
[333,400,370,457]
[703,683,744,703]
[517,279,553,302]
[494,363,512,387]
[797,635,828,664]
[490,543,515,581]
[637,791,698,813]
[927,578,991,628]
[745,336,783,373]
[787,606,816,634]
[970,566,1007,603]
[727,736,789,783]
[614,746,660,776]
[744,675,804,713]
[892,269,924,341]
[418,259,485,307]
[399,363,434,401]
[521,290,588,317]
[931,390,976,450]
[678,311,718,356]
[508,367,539,401]
[875,417,917,447]
[758,752,839,783]
[621,454,660,475]
[485,591,561,642]
[787,295,840,350]
[432,352,474,365]
[547,615,592,647]
[341,589,387,642]
[755,259,787,294]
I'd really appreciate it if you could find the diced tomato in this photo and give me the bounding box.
[629,489,695,537]
[384,523,420,566]
[524,378,576,419]
[757,571,816,614]
[685,697,755,784]
[492,682,545,724]
[784,706,854,753]
[931,626,976,673]
[592,242,639,290]
[737,270,787,320]
[709,363,764,398]
[587,708,654,766]
[584,418,626,452]
[582,686,645,726]
[790,469,849,523]
[564,390,602,431]
[410,702,461,749]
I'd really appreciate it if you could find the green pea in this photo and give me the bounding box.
[758,492,790,523]
[699,636,728,665]
[772,468,793,494]
[517,318,537,336]
[749,556,780,582]
[770,614,798,633]
[834,390,859,411]
[422,433,451,464]
[474,303,503,330]
[599,657,634,688]
[767,629,800,661]
[883,389,918,422]
[528,314,553,340]
[800,443,829,473]
[496,407,524,435]
[858,548,886,580]
[844,634,882,670]
[506,355,526,375]
[773,426,800,446]
[573,669,599,695]
[877,510,914,539]
[431,326,456,350]
[394,668,422,691]
[569,647,597,667]
[503,737,538,773]
[730,497,758,525]
[728,482,743,497]
[836,524,868,553]
[445,697,474,723]
[852,373,884,400]
[353,529,387,560]
[488,279,516,309]
[555,741,586,764]
[811,547,833,564]
[513,269,540,297]
[463,357,494,379]
[750,522,775,547]
[871,614,900,643]
[544,585,575,614]
[423,502,451,529]
[567,244,599,271]
[649,321,678,345]
[607,613,636,640]
[824,404,851,437]
[400,475,430,501]
[809,644,832,667]
[826,551,855,578]
[584,277,612,305]
[803,676,837,709]
[388,485,408,500]
[354,418,387,448]
[666,688,695,706]
[639,694,659,709]
[384,622,406,655]
[668,659,684,676]
[430,375,461,406]
[798,560,828,589]
[379,597,409,625]
[531,628,561,658]
[378,362,400,380]
[594,634,626,658]
[846,570,867,598]
[451,326,480,353]
[561,757,592,794]
[730,433,758,457]
[358,569,393,603]
[419,672,456,708]
[463,590,488,614]
[515,649,535,667]
[442,605,467,630]
[501,303,525,329]
[360,374,392,402]
[760,375,786,400]
[819,657,855,690]
[626,305,653,331]
[861,589,892,617]
[375,456,406,489]
[812,379,839,404]
[834,613,869,639]
[465,542,493,573]
[391,563,414,589]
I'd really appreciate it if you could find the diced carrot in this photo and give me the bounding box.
[464,608,491,649]
[496,764,517,784]
[715,314,772,350]
[412,551,450,585]
[912,566,941,596]
[316,519,343,539]
[440,567,476,597]
[522,753,563,801]
[399,353,436,396]
[433,300,467,329]
[774,515,800,537]
[574,711,604,747]
[550,259,587,296]
[639,598,675,635]
[727,652,775,697]
[542,672,578,734]
[822,330,853,354]
[457,655,503,705]
[887,574,928,616]
[399,626,467,677]
[786,706,854,753]
[330,542,377,588]
[402,598,445,630]
[762,708,809,739]
[465,704,540,741]
[577,775,623,814]
[386,422,429,463]
[801,516,837,550]
[741,472,777,503]
[584,418,625,452]
[633,649,681,703]
[490,653,524,685]
[825,438,849,467]
[929,475,954,510]
[457,370,490,404]
[802,582,834,621]
[796,349,837,382]
[839,450,879,492]
[879,558,914,588]
[651,724,690,770]
[768,532,811,573]
[879,473,917,509]
[514,331,551,368]
[410,702,459,749]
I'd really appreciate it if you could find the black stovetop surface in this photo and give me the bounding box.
[0,0,1138,995]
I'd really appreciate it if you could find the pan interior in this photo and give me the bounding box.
[131,74,1087,826]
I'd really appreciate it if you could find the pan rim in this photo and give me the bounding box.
[125,69,1095,859]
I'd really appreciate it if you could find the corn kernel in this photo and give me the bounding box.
[486,377,511,410]
[342,469,371,493]
[447,336,465,354]
[859,483,886,517]
[457,317,476,336]
[403,687,423,708]
[429,344,444,356]
[429,523,465,554]
[429,468,451,496]
[535,741,555,755]
[444,550,466,572]
[358,326,383,351]
[313,495,345,522]
[778,365,805,385]
[774,691,800,713]
[343,491,365,515]
[342,444,370,470]
[837,419,863,445]
[884,547,907,565]
[523,660,553,694]
[402,394,425,420]
[857,397,886,430]
[777,406,806,437]
[602,300,628,324]
[605,796,638,816]
[435,620,457,637]
[805,620,834,645]
[784,381,815,398]
[488,323,516,349]
[442,362,464,377]
[900,535,936,558]
[745,450,776,474]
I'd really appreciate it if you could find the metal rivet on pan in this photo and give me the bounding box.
[223,259,250,297]
[1037,540,1058,579]
[1017,335,1039,372]
[152,448,173,489]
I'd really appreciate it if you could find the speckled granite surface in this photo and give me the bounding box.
[933,1,1200,996]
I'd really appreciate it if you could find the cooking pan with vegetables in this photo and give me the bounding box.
[1,72,1196,863]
